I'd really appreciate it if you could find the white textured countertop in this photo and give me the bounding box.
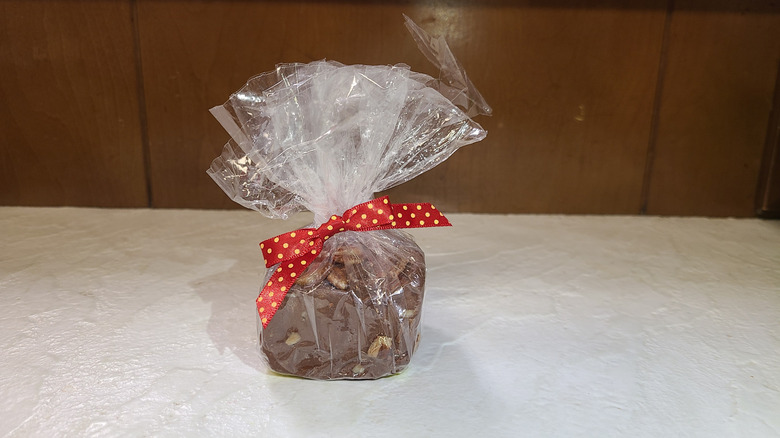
[1,207,779,437]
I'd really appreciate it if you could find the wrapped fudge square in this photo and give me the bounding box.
[208,17,489,380]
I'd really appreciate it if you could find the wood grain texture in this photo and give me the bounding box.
[0,1,147,207]
[137,1,665,213]
[646,1,780,217]
[388,3,667,214]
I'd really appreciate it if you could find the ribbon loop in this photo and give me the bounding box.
[256,196,450,327]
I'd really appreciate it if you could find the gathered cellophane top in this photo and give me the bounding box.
[207,17,490,379]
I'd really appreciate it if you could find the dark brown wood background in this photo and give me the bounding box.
[2,0,779,216]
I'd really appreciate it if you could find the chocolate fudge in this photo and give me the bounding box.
[259,231,425,380]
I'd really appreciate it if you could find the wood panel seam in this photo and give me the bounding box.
[756,59,780,217]
[130,0,153,208]
[640,0,675,215]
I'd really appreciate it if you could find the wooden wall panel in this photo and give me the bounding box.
[2,1,778,216]
[0,1,147,207]
[137,1,665,214]
[388,3,667,214]
[646,1,780,217]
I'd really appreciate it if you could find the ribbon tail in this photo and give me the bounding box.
[386,202,452,229]
[257,251,319,328]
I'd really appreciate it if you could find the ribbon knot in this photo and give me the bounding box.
[256,196,451,328]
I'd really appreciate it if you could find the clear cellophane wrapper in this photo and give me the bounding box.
[208,18,489,379]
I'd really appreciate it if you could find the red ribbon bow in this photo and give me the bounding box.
[256,196,451,327]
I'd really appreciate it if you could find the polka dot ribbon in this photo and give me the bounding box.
[256,196,451,328]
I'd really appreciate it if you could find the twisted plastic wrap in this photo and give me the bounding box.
[207,18,488,379]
